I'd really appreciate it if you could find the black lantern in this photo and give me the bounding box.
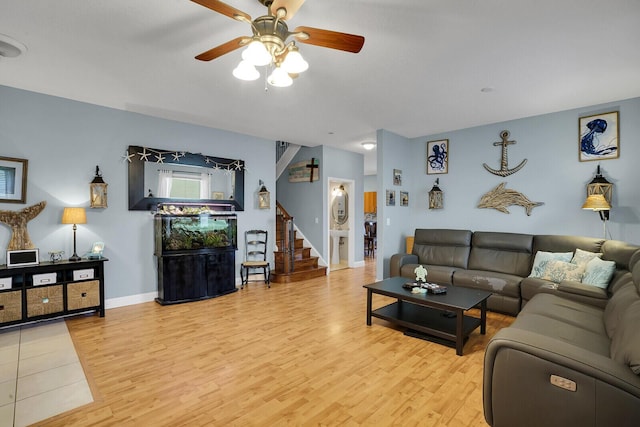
[258,180,270,209]
[90,166,108,208]
[428,179,443,209]
[582,165,612,221]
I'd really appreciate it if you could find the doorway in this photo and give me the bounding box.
[328,178,354,271]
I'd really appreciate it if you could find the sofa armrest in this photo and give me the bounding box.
[558,280,608,299]
[484,328,640,426]
[389,253,418,277]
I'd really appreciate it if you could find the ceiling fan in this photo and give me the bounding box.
[191,0,365,87]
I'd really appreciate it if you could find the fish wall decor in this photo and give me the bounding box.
[477,183,543,216]
[0,201,47,250]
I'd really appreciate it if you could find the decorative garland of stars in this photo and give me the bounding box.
[122,147,244,172]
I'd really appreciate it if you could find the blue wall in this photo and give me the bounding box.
[276,145,365,264]
[0,85,275,305]
[377,97,640,278]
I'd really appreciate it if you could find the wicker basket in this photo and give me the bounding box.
[26,285,64,318]
[67,280,100,310]
[0,290,22,323]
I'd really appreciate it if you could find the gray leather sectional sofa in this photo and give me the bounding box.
[484,250,640,426]
[389,229,639,315]
[389,229,640,425]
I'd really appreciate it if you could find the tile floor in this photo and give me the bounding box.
[0,319,92,427]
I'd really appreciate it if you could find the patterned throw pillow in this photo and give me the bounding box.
[571,248,603,267]
[582,257,616,289]
[540,260,585,284]
[528,251,574,278]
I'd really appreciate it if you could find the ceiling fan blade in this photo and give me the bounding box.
[293,26,365,53]
[191,0,251,22]
[270,0,305,20]
[195,37,248,61]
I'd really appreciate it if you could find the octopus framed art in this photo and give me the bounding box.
[579,111,619,162]
[427,139,448,174]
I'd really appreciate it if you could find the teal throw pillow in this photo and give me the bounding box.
[528,251,573,278]
[581,257,616,289]
[540,260,585,284]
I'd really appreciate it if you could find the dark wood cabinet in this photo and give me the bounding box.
[155,250,236,305]
[0,258,107,328]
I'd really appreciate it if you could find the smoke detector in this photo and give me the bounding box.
[0,33,27,58]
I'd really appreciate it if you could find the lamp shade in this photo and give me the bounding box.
[581,194,610,211]
[62,207,87,225]
[267,66,293,87]
[281,49,308,74]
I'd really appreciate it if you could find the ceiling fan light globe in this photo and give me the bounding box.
[281,50,308,74]
[267,66,293,87]
[233,60,260,81]
[242,40,271,66]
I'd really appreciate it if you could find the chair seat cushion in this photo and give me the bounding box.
[242,261,269,267]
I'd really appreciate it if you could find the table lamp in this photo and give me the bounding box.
[62,207,87,261]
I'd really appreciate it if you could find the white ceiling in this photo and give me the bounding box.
[2,0,640,175]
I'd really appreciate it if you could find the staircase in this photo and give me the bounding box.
[271,202,327,283]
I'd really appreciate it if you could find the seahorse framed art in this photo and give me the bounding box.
[0,156,28,203]
[426,139,449,174]
[579,111,619,162]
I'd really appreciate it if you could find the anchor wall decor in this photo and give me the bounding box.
[483,130,527,177]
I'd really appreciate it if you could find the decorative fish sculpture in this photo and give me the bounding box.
[477,183,543,216]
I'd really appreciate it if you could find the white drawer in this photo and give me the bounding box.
[0,277,11,290]
[33,272,57,286]
[73,269,94,281]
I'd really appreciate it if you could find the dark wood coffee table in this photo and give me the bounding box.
[364,277,492,356]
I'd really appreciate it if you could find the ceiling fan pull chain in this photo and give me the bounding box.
[264,67,269,92]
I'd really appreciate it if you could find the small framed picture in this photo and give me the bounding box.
[426,139,449,174]
[400,191,409,207]
[579,111,619,162]
[393,169,402,186]
[386,190,396,206]
[0,156,28,203]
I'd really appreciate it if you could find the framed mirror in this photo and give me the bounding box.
[331,185,349,226]
[128,145,245,211]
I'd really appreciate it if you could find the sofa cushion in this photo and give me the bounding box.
[453,269,521,298]
[604,283,638,338]
[582,257,616,289]
[521,293,606,335]
[510,312,610,356]
[399,263,456,285]
[610,300,640,374]
[468,232,533,276]
[540,260,584,283]
[529,251,573,278]
[604,261,640,337]
[571,248,602,267]
[533,234,604,256]
[412,229,472,269]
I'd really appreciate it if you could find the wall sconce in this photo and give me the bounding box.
[90,165,108,208]
[258,180,270,209]
[582,165,612,239]
[582,165,612,221]
[61,207,87,261]
[428,179,444,209]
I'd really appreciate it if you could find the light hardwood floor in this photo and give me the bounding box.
[39,261,513,426]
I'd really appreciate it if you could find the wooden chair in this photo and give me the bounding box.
[364,221,377,257]
[240,229,270,288]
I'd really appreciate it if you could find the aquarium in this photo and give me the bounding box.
[154,204,237,254]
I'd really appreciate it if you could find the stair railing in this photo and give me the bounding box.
[276,201,295,274]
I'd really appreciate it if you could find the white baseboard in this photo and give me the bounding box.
[105,292,157,309]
